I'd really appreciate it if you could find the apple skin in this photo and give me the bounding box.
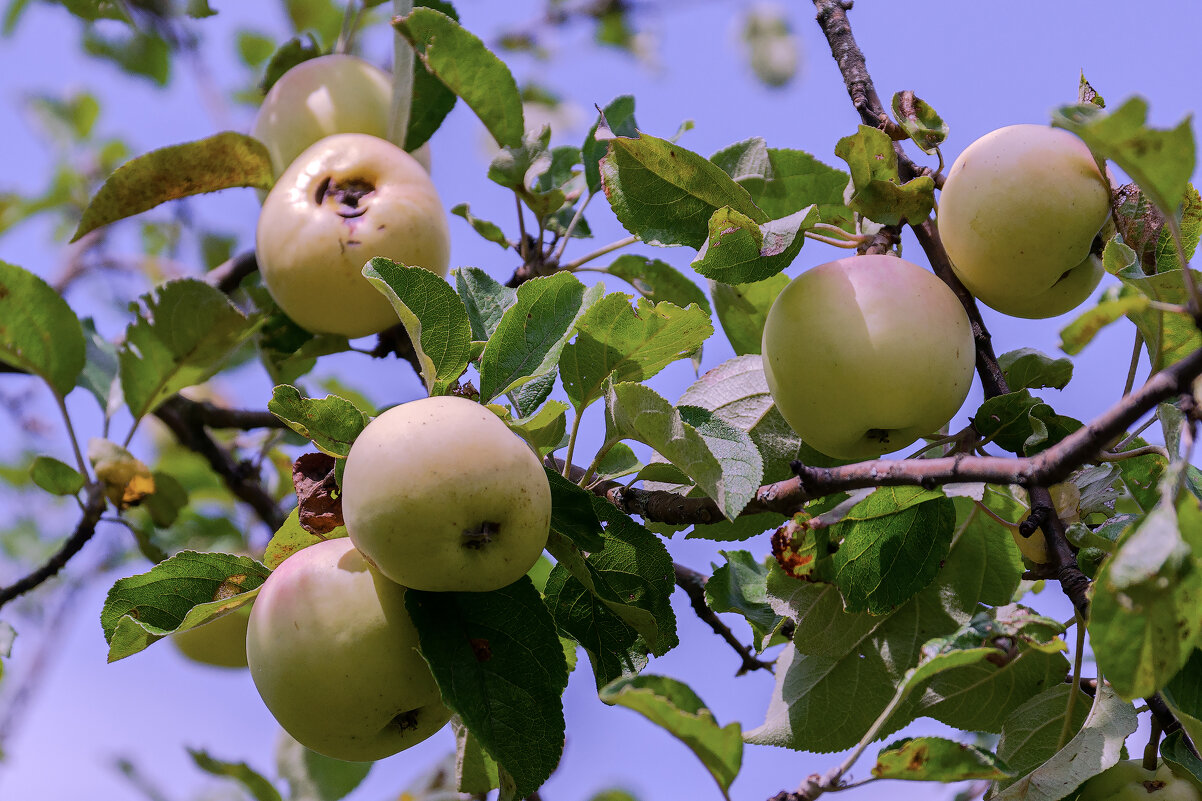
[1078,760,1202,801]
[246,537,451,762]
[342,396,551,592]
[252,54,431,179]
[761,254,976,460]
[255,132,450,338]
[937,124,1111,319]
[171,603,252,669]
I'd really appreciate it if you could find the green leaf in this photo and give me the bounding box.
[1089,491,1202,700]
[585,95,637,194]
[29,456,84,496]
[454,266,517,342]
[993,684,1137,801]
[1106,247,1202,370]
[189,750,282,801]
[0,261,86,397]
[690,205,818,284]
[560,293,712,411]
[263,508,344,570]
[1163,651,1202,749]
[746,519,1006,753]
[995,684,1093,790]
[705,550,783,651]
[709,273,789,356]
[544,467,606,552]
[403,1,461,152]
[405,578,567,799]
[592,442,642,482]
[451,203,512,250]
[872,737,1010,781]
[891,92,949,154]
[834,125,936,225]
[600,130,765,249]
[119,279,257,421]
[543,502,678,688]
[362,257,472,396]
[454,718,501,794]
[831,488,956,615]
[267,385,370,458]
[997,348,1074,391]
[78,318,120,412]
[600,675,742,795]
[73,132,272,242]
[275,732,371,801]
[478,272,602,402]
[395,7,524,149]
[259,35,320,93]
[83,28,169,86]
[1155,183,1202,272]
[496,401,568,458]
[1058,286,1151,355]
[605,382,758,521]
[715,141,853,228]
[1053,97,1195,215]
[100,550,268,662]
[1161,731,1202,792]
[973,391,1083,457]
[602,254,711,314]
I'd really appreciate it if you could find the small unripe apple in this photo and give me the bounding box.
[171,603,251,669]
[342,396,552,592]
[1078,760,1202,801]
[761,254,975,460]
[255,133,451,338]
[252,54,431,179]
[246,537,451,762]
[937,124,1111,319]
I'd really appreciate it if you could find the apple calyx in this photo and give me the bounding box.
[315,176,375,218]
[462,521,501,550]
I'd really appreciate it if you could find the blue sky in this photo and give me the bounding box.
[0,1,1199,800]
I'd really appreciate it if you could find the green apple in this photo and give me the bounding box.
[342,396,551,592]
[255,132,451,338]
[251,53,430,179]
[937,124,1111,319]
[1078,760,1202,800]
[171,603,251,669]
[761,254,975,460]
[246,537,451,762]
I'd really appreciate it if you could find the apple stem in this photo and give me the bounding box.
[388,0,415,151]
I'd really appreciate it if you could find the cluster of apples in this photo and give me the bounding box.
[762,124,1112,461]
[253,54,452,339]
[171,55,557,763]
[250,395,553,762]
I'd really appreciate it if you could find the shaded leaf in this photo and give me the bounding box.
[603,254,711,314]
[406,578,567,799]
[709,274,789,357]
[872,737,1010,781]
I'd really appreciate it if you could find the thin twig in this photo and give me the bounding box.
[674,563,774,675]
[560,235,640,271]
[0,484,107,611]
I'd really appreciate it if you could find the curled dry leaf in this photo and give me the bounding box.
[291,452,343,535]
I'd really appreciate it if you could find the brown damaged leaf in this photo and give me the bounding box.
[293,452,343,535]
[88,437,155,509]
[72,131,273,242]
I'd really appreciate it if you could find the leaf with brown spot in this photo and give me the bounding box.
[292,452,343,535]
[872,737,1012,782]
[72,131,273,242]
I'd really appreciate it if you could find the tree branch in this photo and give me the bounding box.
[204,250,259,294]
[153,396,286,531]
[674,562,774,675]
[0,484,107,611]
[170,396,289,431]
